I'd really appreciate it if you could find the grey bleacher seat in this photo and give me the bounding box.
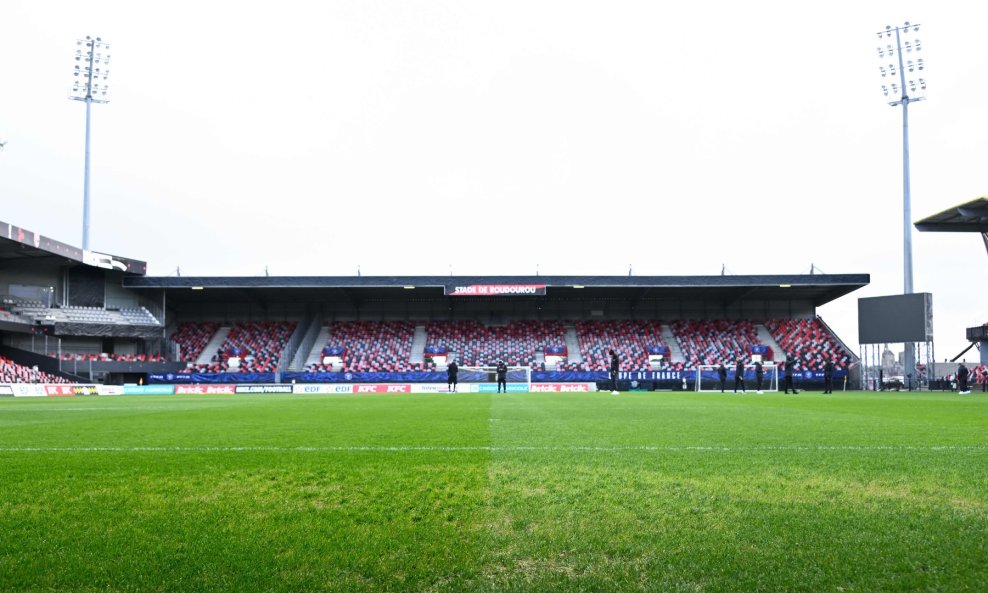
[119,307,158,325]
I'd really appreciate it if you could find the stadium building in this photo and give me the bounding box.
[1,219,867,392]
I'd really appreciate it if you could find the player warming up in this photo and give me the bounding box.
[734,358,746,394]
[496,360,508,393]
[957,362,970,395]
[784,354,799,394]
[609,349,620,395]
[447,360,459,393]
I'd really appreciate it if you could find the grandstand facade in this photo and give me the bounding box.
[0,219,873,389]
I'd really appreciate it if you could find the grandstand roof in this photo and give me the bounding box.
[0,219,147,274]
[914,196,988,233]
[124,274,869,307]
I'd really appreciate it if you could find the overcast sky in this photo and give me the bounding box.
[0,1,985,362]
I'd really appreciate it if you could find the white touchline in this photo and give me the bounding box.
[0,445,985,453]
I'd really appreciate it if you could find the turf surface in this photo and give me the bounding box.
[1,390,986,592]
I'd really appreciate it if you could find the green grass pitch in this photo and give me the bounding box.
[1,390,986,592]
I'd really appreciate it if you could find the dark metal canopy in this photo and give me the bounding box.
[915,196,988,258]
[915,196,988,232]
[123,274,869,308]
[0,219,147,273]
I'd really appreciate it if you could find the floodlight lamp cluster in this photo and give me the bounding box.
[69,36,111,103]
[875,22,925,105]
[877,21,921,39]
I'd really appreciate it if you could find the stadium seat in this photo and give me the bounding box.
[563,320,678,372]
[176,321,296,373]
[310,321,415,373]
[764,318,853,371]
[666,320,759,368]
[424,320,565,368]
[0,355,70,384]
[170,321,220,362]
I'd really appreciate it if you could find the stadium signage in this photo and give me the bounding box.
[469,383,529,393]
[235,384,293,394]
[353,384,411,394]
[618,371,683,381]
[0,385,13,396]
[174,384,236,395]
[71,385,100,396]
[413,384,446,393]
[149,373,203,384]
[123,385,175,395]
[530,383,595,393]
[446,284,547,297]
[799,370,847,380]
[45,385,76,396]
[293,384,354,394]
[11,385,47,397]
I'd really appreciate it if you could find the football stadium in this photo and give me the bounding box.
[1,219,987,591]
[3,5,988,593]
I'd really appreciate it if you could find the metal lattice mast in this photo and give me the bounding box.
[69,36,111,251]
[877,22,926,295]
[877,22,927,386]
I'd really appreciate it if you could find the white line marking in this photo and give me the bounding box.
[0,445,985,453]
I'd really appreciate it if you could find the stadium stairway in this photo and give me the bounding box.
[409,324,427,365]
[287,316,322,372]
[563,325,583,364]
[302,324,333,369]
[661,324,686,364]
[196,326,231,365]
[755,324,786,362]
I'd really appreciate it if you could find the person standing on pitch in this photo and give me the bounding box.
[495,359,508,393]
[609,349,620,395]
[717,363,728,393]
[734,358,746,394]
[957,362,970,395]
[784,354,799,394]
[447,359,459,393]
[754,360,764,394]
[823,359,835,394]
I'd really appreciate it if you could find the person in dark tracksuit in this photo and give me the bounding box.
[717,363,728,393]
[447,360,459,393]
[957,363,970,395]
[784,354,799,394]
[734,359,746,393]
[609,349,620,394]
[496,360,508,393]
[754,360,764,394]
[823,360,835,394]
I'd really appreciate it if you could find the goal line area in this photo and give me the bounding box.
[696,364,779,393]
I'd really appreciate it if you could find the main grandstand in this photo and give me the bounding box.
[0,219,867,391]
